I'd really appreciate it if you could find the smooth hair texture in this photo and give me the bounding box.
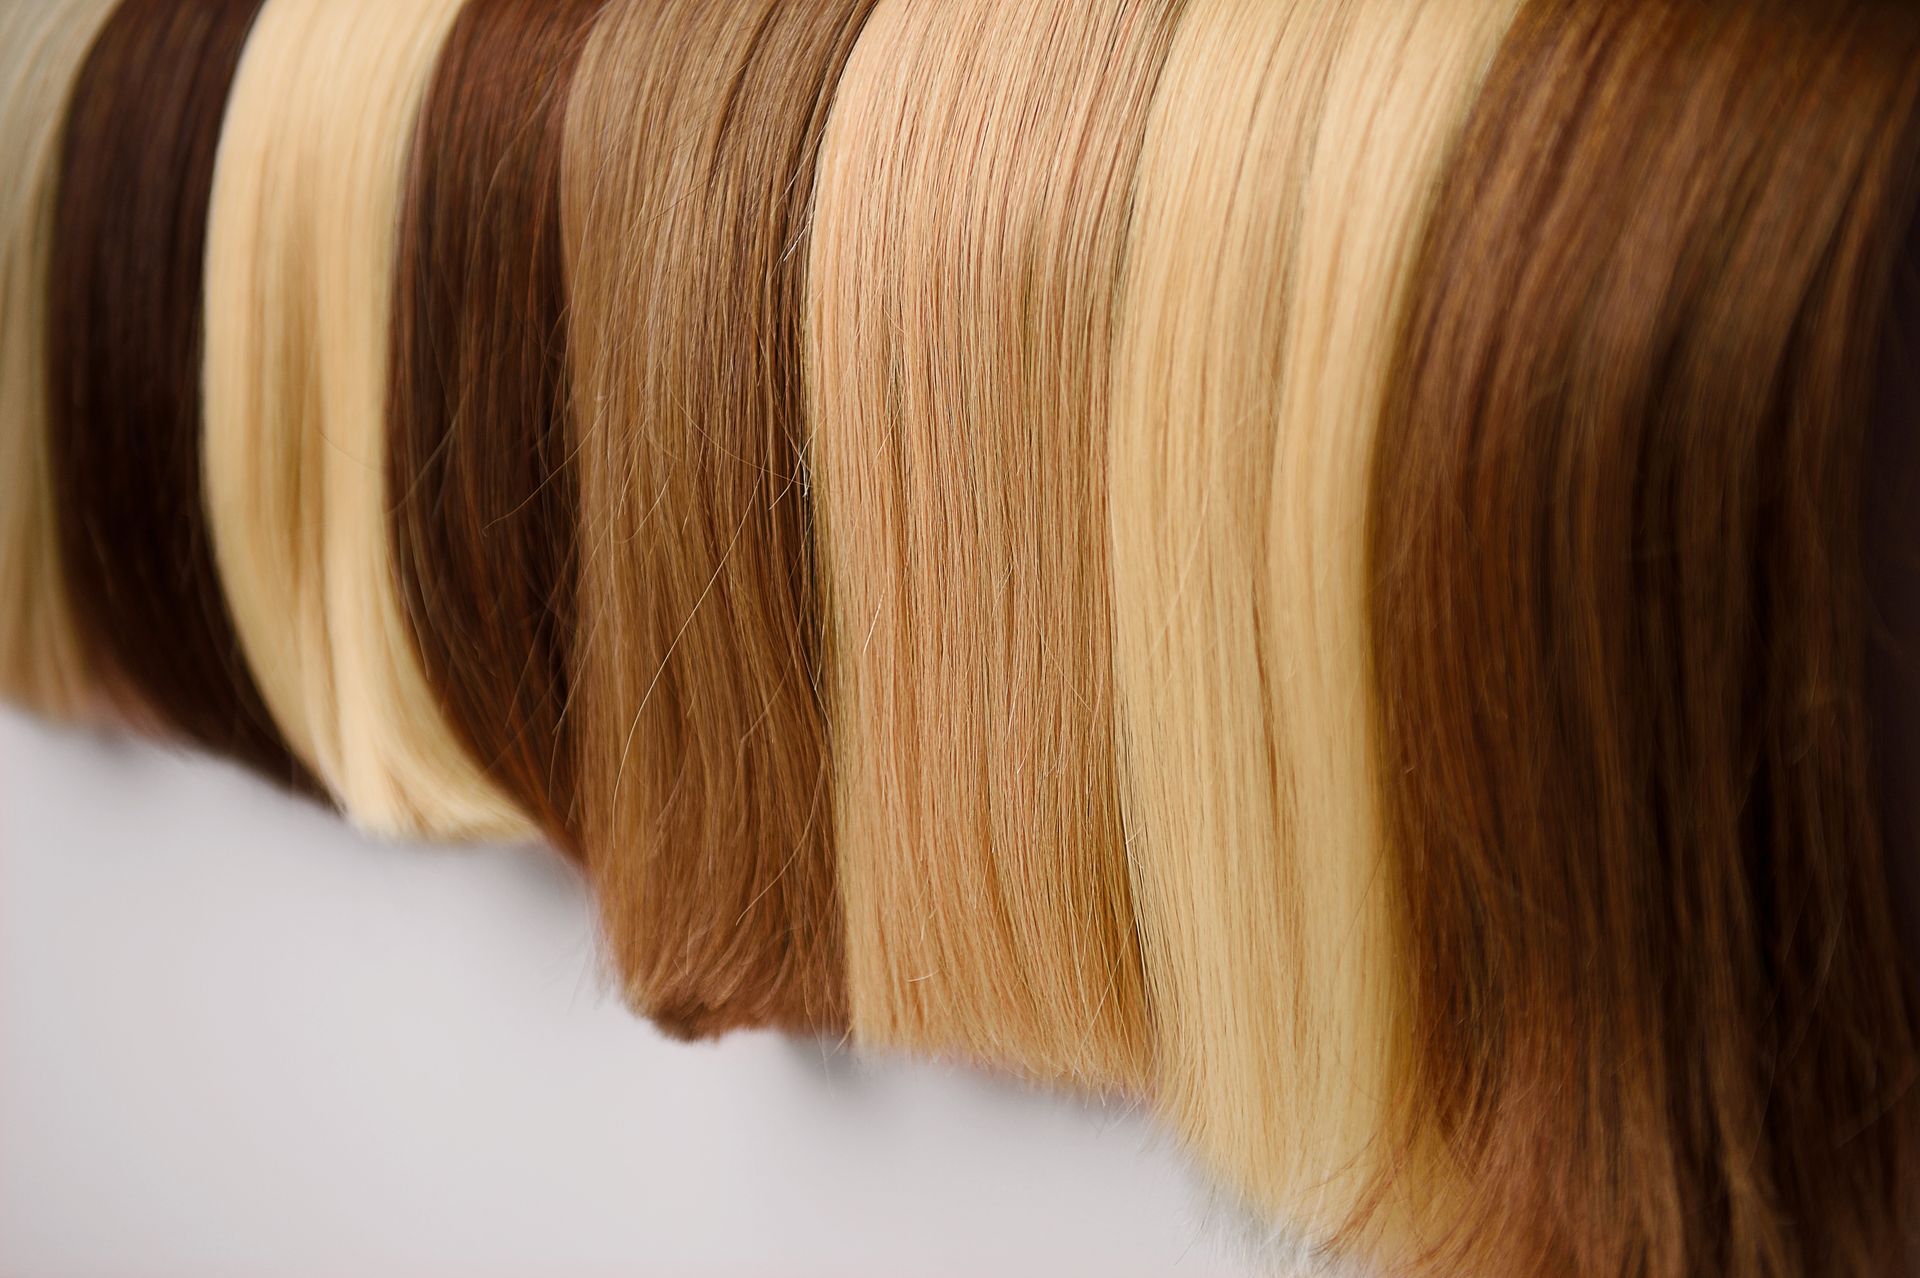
[47,0,313,792]
[204,0,531,838]
[808,0,1182,1089]
[389,0,607,855]
[1869,228,1920,1002]
[0,0,117,719]
[1868,232,1920,1274]
[562,0,871,1036]
[1109,0,1518,1260]
[1369,1,1920,1272]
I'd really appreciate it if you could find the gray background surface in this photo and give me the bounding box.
[0,708,1263,1277]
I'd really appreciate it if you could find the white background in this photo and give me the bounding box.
[0,708,1267,1277]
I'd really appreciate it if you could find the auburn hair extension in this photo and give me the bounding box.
[0,0,116,720]
[807,0,1181,1089]
[204,0,532,839]
[388,0,606,856]
[1368,1,1920,1272]
[561,0,871,1036]
[1108,0,1518,1259]
[45,0,314,793]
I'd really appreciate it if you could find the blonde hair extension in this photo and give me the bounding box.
[808,0,1183,1089]
[1109,0,1519,1261]
[0,0,117,719]
[204,0,531,838]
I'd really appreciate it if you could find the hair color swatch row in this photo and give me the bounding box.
[3,0,1915,1272]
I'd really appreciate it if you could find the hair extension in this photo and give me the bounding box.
[1369,2,1920,1272]
[1865,221,1920,1278]
[388,0,607,856]
[807,0,1182,1089]
[0,0,117,720]
[204,0,532,839]
[45,0,315,793]
[561,0,873,1037]
[1108,0,1519,1260]
[1869,227,1920,996]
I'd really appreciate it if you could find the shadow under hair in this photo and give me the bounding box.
[389,0,609,858]
[561,0,875,1037]
[47,0,314,792]
[1367,0,1920,1272]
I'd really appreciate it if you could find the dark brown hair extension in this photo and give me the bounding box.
[1868,226,1920,1000]
[388,0,608,857]
[1867,221,1920,1278]
[46,0,312,791]
[560,0,875,1036]
[1368,1,1920,1273]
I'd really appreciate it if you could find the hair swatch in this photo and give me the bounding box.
[807,0,1181,1088]
[561,0,872,1036]
[46,0,314,792]
[204,0,531,838]
[1369,1,1920,1271]
[8,4,1917,1265]
[1109,0,1519,1260]
[1869,226,1920,1003]
[389,0,607,855]
[0,0,117,720]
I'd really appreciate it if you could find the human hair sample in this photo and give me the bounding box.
[1869,226,1920,1002]
[204,0,531,838]
[0,0,117,719]
[1109,0,1518,1259]
[46,0,314,792]
[1369,1,1920,1272]
[807,0,1181,1088]
[1867,235,1920,1278]
[389,0,607,855]
[561,0,872,1036]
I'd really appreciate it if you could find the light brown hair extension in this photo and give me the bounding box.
[1369,1,1920,1272]
[1109,0,1518,1259]
[0,0,116,719]
[807,0,1182,1089]
[46,0,314,792]
[389,0,608,855]
[561,0,874,1036]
